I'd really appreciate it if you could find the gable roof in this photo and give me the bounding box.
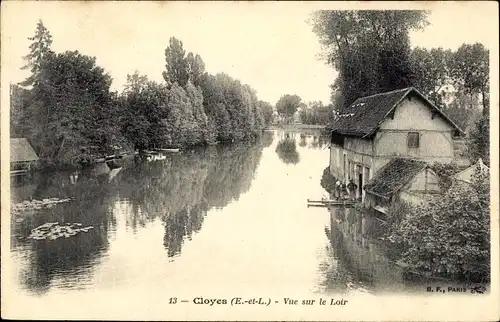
[364,158,427,199]
[11,138,39,163]
[454,158,489,184]
[326,87,464,138]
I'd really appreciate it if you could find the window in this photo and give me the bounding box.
[407,132,420,149]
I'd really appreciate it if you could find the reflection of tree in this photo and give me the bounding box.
[299,134,307,147]
[262,130,274,148]
[12,172,114,295]
[115,140,264,257]
[275,138,300,164]
[10,136,267,292]
[163,204,207,257]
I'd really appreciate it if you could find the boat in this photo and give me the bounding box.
[154,148,180,153]
[142,150,158,155]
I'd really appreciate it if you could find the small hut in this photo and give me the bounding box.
[363,158,441,215]
[10,138,39,175]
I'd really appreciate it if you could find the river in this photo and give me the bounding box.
[7,130,430,313]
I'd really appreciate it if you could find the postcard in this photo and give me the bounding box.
[1,1,498,320]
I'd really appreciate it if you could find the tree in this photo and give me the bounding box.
[186,81,212,144]
[299,101,334,125]
[23,50,121,164]
[20,20,54,87]
[186,53,205,87]
[441,92,482,133]
[123,70,149,94]
[391,170,490,282]
[449,43,489,115]
[258,100,274,128]
[409,47,453,107]
[10,84,30,137]
[163,37,189,87]
[276,94,301,124]
[467,112,490,165]
[311,10,429,109]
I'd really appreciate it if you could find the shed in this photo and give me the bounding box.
[363,158,441,213]
[11,138,39,174]
[11,138,39,163]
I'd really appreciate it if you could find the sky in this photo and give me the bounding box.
[1,1,498,105]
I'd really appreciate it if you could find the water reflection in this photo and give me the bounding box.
[10,140,266,294]
[319,206,407,294]
[12,172,117,294]
[275,135,300,165]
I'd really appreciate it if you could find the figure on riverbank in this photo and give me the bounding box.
[347,179,357,200]
[335,179,341,198]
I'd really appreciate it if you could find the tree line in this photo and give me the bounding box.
[10,21,275,168]
[313,10,491,283]
[310,10,490,165]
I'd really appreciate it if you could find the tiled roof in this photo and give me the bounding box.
[364,158,427,198]
[326,87,463,137]
[11,138,39,163]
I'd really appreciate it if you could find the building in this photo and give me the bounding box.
[453,158,489,186]
[11,138,39,174]
[326,87,464,201]
[363,158,441,215]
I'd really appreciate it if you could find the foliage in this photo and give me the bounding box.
[449,43,489,114]
[20,50,124,167]
[429,162,461,191]
[12,22,272,169]
[311,10,429,110]
[275,138,300,164]
[186,52,206,87]
[320,166,336,194]
[20,20,54,87]
[258,100,274,128]
[388,170,490,282]
[408,47,453,107]
[276,94,301,123]
[299,101,336,125]
[162,37,190,87]
[467,112,490,166]
[440,92,482,133]
[10,84,31,137]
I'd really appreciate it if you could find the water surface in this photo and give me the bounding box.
[8,130,426,303]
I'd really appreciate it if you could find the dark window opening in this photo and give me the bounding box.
[407,132,420,149]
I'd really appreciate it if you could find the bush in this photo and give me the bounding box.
[389,169,490,282]
[430,162,461,191]
[320,166,336,194]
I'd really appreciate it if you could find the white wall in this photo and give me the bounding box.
[374,95,455,162]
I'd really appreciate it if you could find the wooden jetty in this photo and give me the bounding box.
[307,199,357,208]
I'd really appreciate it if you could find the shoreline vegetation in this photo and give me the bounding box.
[10,22,276,172]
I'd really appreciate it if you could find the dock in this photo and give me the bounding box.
[307,199,357,208]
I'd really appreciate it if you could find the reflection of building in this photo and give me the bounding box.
[326,87,464,202]
[10,138,39,175]
[321,206,406,293]
[363,158,441,215]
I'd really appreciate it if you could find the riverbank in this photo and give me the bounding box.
[269,123,326,131]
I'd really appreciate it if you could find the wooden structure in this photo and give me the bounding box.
[326,87,464,202]
[363,158,441,214]
[307,199,356,208]
[10,138,39,175]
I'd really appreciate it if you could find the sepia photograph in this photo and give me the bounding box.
[1,1,499,320]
